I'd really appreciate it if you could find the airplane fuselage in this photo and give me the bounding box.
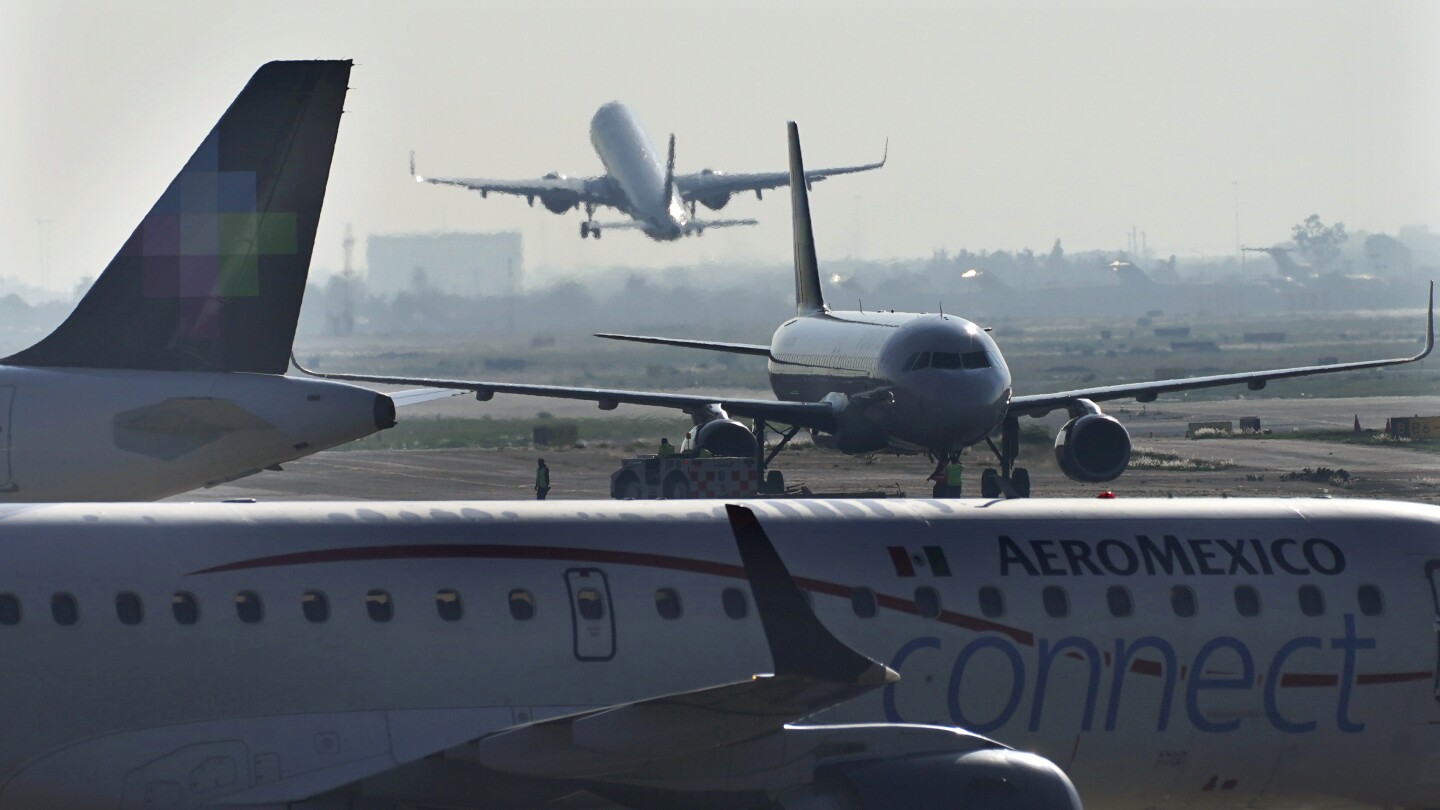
[767,310,1012,453]
[0,367,392,501]
[589,101,689,240]
[0,498,1436,809]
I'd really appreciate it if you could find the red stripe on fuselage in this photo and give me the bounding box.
[191,543,1036,645]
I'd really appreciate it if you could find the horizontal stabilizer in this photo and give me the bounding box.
[594,333,771,356]
[683,217,758,233]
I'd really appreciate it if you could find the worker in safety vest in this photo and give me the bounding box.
[657,437,676,459]
[944,455,964,497]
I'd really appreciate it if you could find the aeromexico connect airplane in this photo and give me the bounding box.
[0,61,442,502]
[6,496,1440,809]
[309,123,1433,498]
[409,100,886,241]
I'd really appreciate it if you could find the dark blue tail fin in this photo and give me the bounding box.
[4,60,351,374]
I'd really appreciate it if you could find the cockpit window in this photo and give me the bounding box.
[931,352,963,369]
[905,350,991,372]
[962,351,992,369]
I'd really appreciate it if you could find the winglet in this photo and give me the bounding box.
[725,504,895,685]
[787,122,827,315]
[880,137,888,167]
[1423,281,1434,360]
[409,150,423,182]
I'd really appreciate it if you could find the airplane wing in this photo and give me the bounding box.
[1010,283,1434,418]
[291,355,838,432]
[410,152,616,206]
[476,504,896,780]
[595,333,772,356]
[675,140,886,200]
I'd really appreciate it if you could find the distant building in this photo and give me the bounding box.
[366,231,523,297]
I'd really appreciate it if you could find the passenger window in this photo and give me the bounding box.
[575,588,606,620]
[0,593,21,626]
[1106,586,1133,618]
[51,593,78,626]
[978,585,1005,618]
[1042,585,1069,618]
[851,587,878,619]
[302,591,329,623]
[235,591,263,624]
[1234,585,1260,617]
[115,592,143,625]
[722,587,749,620]
[509,589,535,621]
[171,592,198,625]
[1170,585,1197,617]
[962,351,992,369]
[1357,584,1384,617]
[930,351,963,369]
[654,588,682,620]
[435,589,463,622]
[915,586,942,619]
[366,590,394,623]
[1298,584,1325,617]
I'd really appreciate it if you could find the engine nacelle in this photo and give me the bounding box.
[688,418,758,458]
[782,749,1082,810]
[539,191,579,214]
[1054,413,1131,483]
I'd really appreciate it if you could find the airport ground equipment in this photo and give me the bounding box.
[610,454,757,499]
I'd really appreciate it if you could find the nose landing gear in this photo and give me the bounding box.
[981,415,1031,498]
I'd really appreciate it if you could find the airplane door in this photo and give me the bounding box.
[565,568,616,662]
[0,386,13,491]
[1427,561,1440,700]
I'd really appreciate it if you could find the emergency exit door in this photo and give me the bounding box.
[565,568,616,661]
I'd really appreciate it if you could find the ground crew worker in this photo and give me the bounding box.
[657,437,675,459]
[944,454,964,497]
[534,458,550,500]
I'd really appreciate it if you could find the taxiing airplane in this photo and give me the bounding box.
[0,61,444,501]
[307,122,1433,498]
[410,100,886,241]
[1,495,1437,809]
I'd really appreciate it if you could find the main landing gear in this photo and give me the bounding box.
[981,415,1031,498]
[580,205,601,239]
[751,418,800,495]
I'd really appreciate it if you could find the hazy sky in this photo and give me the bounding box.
[4,1,1438,291]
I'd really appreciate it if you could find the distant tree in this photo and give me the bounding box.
[1045,239,1066,272]
[1290,214,1347,270]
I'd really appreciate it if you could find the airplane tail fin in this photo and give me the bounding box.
[788,122,827,315]
[661,133,677,210]
[4,60,351,374]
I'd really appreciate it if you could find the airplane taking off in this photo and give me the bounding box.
[2,495,1440,809]
[410,100,886,241]
[0,61,446,502]
[308,122,1433,497]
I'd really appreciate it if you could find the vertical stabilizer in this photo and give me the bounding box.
[661,133,677,211]
[788,122,826,315]
[5,60,351,374]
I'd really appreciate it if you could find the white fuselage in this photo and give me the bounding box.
[589,101,688,240]
[1,498,1437,809]
[0,366,389,501]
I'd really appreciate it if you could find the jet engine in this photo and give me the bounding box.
[779,748,1083,810]
[1054,412,1131,483]
[696,169,731,210]
[539,173,580,213]
[687,417,757,458]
